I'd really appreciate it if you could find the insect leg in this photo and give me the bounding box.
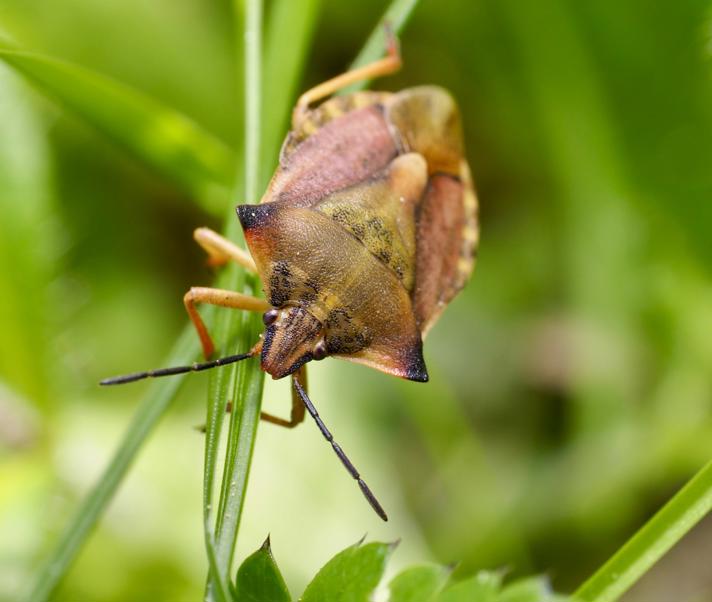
[260,366,307,428]
[292,26,401,126]
[184,287,270,358]
[193,227,257,273]
[292,378,388,521]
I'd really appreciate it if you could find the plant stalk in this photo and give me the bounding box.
[574,459,712,602]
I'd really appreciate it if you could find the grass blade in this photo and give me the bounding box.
[0,46,236,217]
[22,326,201,602]
[574,459,712,602]
[243,0,263,208]
[344,0,419,90]
[204,0,265,599]
[261,0,323,169]
[201,262,248,602]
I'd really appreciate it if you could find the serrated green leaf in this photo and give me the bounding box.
[0,45,235,216]
[235,538,290,602]
[301,541,395,602]
[435,571,502,602]
[497,577,555,602]
[388,564,452,602]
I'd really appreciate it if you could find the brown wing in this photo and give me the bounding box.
[384,87,479,335]
[262,92,399,209]
[412,163,478,335]
[281,91,391,157]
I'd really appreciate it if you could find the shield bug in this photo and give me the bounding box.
[102,33,479,521]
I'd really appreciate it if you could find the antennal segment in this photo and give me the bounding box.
[100,351,254,386]
[292,378,388,521]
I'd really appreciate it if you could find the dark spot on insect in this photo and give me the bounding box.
[270,289,289,307]
[325,308,370,354]
[305,278,320,294]
[327,335,342,350]
[329,207,369,242]
[404,339,429,382]
[300,278,320,303]
[269,260,294,306]
[351,221,366,239]
[262,323,276,356]
[376,248,391,264]
[366,218,393,250]
[236,203,274,229]
[331,206,354,224]
[275,262,291,277]
[326,308,352,329]
[366,217,385,234]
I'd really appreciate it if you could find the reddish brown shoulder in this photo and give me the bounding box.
[412,162,478,335]
[262,101,400,208]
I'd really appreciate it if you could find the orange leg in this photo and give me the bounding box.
[260,366,307,428]
[193,227,257,273]
[292,28,401,127]
[184,287,270,358]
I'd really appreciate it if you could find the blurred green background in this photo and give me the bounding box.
[1,0,712,600]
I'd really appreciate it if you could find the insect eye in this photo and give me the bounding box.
[313,340,327,361]
[262,309,279,326]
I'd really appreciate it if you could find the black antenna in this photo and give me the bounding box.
[100,352,254,386]
[293,378,388,521]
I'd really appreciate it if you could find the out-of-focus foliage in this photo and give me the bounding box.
[0,46,236,216]
[0,0,711,601]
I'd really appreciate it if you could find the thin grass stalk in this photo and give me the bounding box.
[203,1,264,599]
[574,459,712,602]
[343,0,419,91]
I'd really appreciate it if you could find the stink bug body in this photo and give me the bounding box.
[102,35,479,521]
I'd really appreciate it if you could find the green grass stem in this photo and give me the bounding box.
[574,459,712,602]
